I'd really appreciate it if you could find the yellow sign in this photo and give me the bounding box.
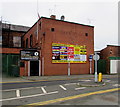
[52,43,87,63]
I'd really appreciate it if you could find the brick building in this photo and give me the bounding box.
[1,22,30,76]
[21,15,94,76]
[99,45,120,74]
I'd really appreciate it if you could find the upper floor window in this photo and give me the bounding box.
[51,28,55,32]
[30,35,33,48]
[26,38,28,48]
[22,40,25,48]
[13,36,21,47]
[85,33,88,36]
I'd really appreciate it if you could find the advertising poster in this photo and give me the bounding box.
[52,43,87,63]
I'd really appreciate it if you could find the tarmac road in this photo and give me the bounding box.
[2,79,83,90]
[1,74,119,106]
[2,74,118,90]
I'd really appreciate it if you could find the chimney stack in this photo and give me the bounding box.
[50,15,56,19]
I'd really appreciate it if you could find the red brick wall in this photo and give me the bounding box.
[100,45,120,59]
[42,18,94,75]
[20,67,25,76]
[24,61,29,76]
[1,48,22,54]
[20,61,29,76]
[100,45,120,74]
[23,21,42,49]
[23,17,94,76]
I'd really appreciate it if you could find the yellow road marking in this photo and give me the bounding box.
[0,80,48,84]
[0,81,33,84]
[20,88,120,106]
[0,77,91,84]
[1,75,118,84]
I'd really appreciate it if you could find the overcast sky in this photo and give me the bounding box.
[0,0,119,51]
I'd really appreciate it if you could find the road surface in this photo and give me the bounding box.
[1,75,119,106]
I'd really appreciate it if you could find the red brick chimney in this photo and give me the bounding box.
[50,15,56,19]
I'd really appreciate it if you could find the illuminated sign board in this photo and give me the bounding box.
[52,43,87,63]
[20,50,39,61]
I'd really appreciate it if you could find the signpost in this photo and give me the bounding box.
[89,54,93,74]
[68,58,70,76]
[67,47,74,76]
[93,52,100,82]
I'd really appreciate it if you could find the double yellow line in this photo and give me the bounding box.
[20,88,120,106]
[0,77,91,84]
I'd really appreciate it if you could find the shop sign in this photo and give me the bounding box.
[20,50,39,61]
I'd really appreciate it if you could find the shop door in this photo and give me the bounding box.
[30,61,39,76]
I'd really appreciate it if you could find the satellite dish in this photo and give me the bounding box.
[61,15,65,21]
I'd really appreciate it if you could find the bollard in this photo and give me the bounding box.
[98,73,102,82]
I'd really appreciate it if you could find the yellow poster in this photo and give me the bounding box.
[74,46,80,55]
[52,43,87,63]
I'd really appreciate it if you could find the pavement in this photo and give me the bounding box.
[1,74,118,86]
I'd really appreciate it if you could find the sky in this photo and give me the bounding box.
[0,0,119,51]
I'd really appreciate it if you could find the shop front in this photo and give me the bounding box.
[20,49,40,76]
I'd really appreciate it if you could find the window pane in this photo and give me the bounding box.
[30,35,32,47]
[13,36,21,47]
[26,38,28,48]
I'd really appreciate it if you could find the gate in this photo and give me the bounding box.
[2,54,20,77]
[98,59,106,74]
